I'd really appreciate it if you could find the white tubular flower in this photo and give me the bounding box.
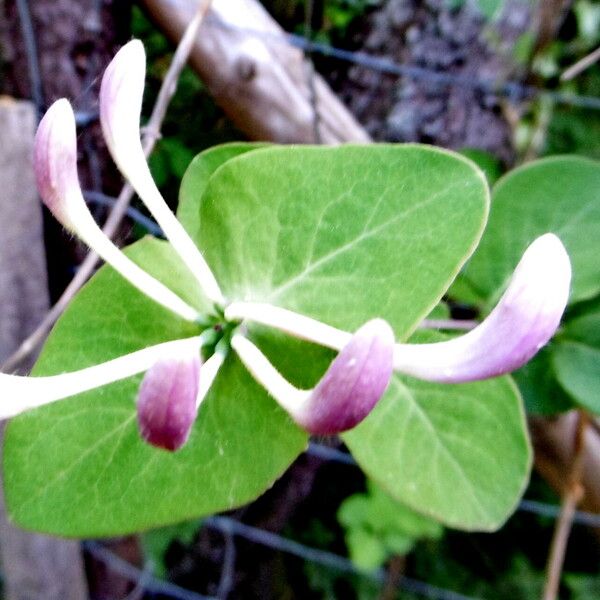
[0,337,202,420]
[227,234,571,385]
[393,234,572,382]
[99,40,224,306]
[34,99,199,323]
[231,319,394,435]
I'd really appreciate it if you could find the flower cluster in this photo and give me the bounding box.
[1,40,572,451]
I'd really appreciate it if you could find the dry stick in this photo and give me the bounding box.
[1,0,212,374]
[542,409,590,600]
[561,45,600,81]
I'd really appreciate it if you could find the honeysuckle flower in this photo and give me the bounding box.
[6,38,572,449]
[391,233,571,383]
[0,337,203,420]
[137,347,201,451]
[137,342,226,451]
[34,98,199,323]
[99,40,224,306]
[226,234,571,385]
[231,319,394,434]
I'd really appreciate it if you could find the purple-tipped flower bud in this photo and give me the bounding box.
[137,351,201,451]
[99,40,146,170]
[33,98,80,229]
[393,233,572,382]
[295,319,395,434]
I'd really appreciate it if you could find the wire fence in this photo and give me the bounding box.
[10,0,600,599]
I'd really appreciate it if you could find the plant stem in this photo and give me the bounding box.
[542,409,589,600]
[2,0,212,373]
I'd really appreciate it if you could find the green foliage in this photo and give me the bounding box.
[459,148,503,186]
[338,480,443,570]
[3,143,519,537]
[462,156,600,305]
[552,303,600,413]
[197,145,489,336]
[142,519,201,578]
[4,240,306,536]
[344,364,530,531]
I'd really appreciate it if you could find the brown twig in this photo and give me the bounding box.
[1,0,212,374]
[542,409,589,600]
[561,45,600,81]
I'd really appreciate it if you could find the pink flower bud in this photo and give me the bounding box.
[295,319,395,434]
[33,98,79,228]
[99,40,146,170]
[137,351,201,451]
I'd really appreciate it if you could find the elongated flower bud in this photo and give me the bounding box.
[232,319,394,435]
[34,99,199,322]
[34,98,82,229]
[393,234,571,382]
[137,350,201,451]
[100,40,224,305]
[296,319,395,434]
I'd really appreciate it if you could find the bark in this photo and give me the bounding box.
[0,99,88,600]
[1,0,131,299]
[140,0,370,144]
[337,0,535,165]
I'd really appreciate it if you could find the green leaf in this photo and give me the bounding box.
[552,341,600,413]
[459,149,502,186]
[4,239,306,537]
[343,373,531,531]
[196,144,489,337]
[345,528,388,571]
[177,142,267,239]
[461,156,600,305]
[512,347,573,415]
[551,305,600,413]
[338,479,442,570]
[5,143,490,537]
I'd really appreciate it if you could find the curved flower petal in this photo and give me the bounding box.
[393,234,571,382]
[100,40,224,305]
[231,319,394,434]
[137,348,201,451]
[34,99,199,322]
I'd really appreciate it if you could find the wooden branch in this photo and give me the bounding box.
[542,411,588,600]
[139,0,371,144]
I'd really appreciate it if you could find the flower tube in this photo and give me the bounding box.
[231,319,394,434]
[99,40,224,306]
[34,99,199,322]
[226,234,571,384]
[0,337,202,420]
